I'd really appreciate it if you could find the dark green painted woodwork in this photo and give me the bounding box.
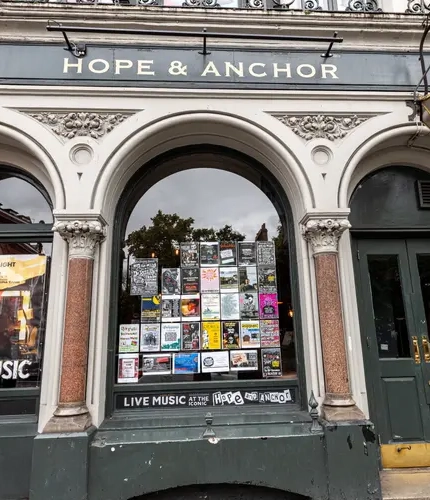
[354,238,430,444]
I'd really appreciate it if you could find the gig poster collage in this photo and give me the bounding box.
[117,241,283,383]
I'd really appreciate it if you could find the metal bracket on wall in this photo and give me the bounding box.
[46,22,343,59]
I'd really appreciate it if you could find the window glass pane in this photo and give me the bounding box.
[0,175,53,224]
[416,254,430,337]
[0,243,51,389]
[367,254,411,359]
[116,169,297,385]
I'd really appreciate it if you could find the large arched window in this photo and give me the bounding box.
[108,146,304,415]
[0,167,53,416]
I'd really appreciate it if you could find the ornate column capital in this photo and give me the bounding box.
[54,219,106,259]
[302,217,351,255]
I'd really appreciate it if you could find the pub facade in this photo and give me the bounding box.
[0,1,430,499]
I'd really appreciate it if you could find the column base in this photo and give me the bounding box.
[43,403,92,433]
[321,393,366,421]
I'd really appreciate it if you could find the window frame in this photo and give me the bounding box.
[0,165,53,419]
[105,145,307,419]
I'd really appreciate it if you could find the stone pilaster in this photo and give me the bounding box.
[302,215,364,421]
[43,219,106,433]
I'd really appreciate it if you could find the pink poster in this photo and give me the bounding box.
[259,293,279,319]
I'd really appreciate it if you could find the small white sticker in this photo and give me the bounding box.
[380,344,389,351]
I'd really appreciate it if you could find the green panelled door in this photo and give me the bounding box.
[355,239,430,466]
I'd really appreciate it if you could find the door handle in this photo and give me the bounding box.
[412,336,421,364]
[422,336,430,363]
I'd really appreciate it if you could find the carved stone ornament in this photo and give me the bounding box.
[302,218,351,255]
[274,114,369,142]
[54,220,106,259]
[28,112,129,140]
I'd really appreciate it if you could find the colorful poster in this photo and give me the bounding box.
[180,242,199,267]
[238,242,256,266]
[219,267,238,292]
[161,297,181,322]
[180,295,200,322]
[258,266,277,293]
[222,321,240,349]
[240,320,260,348]
[259,293,279,319]
[140,323,161,352]
[201,293,220,320]
[142,353,171,375]
[140,295,161,322]
[220,242,237,266]
[239,292,259,320]
[257,241,276,266]
[220,293,240,320]
[173,352,200,374]
[129,258,158,296]
[200,267,220,293]
[118,324,139,353]
[200,242,220,266]
[238,266,258,292]
[261,348,283,378]
[201,321,222,350]
[182,322,201,350]
[117,354,139,383]
[201,351,230,373]
[230,350,258,371]
[260,320,281,347]
[162,268,181,295]
[160,323,181,350]
[181,267,200,294]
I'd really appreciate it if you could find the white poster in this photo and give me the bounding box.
[118,324,139,353]
[117,353,139,383]
[201,351,230,373]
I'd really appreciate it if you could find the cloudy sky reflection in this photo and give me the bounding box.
[126,169,280,240]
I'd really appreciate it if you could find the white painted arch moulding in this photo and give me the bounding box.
[0,117,66,209]
[338,123,430,208]
[90,110,315,223]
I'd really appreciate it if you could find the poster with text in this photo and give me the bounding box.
[230,350,258,371]
[260,319,281,347]
[173,352,200,374]
[129,258,158,296]
[200,267,220,293]
[201,293,220,320]
[238,242,256,266]
[118,354,139,383]
[201,321,222,350]
[261,348,282,378]
[222,321,240,349]
[118,324,139,353]
[201,351,230,373]
[220,242,237,266]
[142,353,171,375]
[258,266,277,294]
[141,295,161,322]
[181,267,200,294]
[257,241,276,266]
[162,268,181,295]
[238,266,258,292]
[259,293,279,319]
[239,292,259,320]
[180,242,199,268]
[160,323,181,350]
[219,266,238,292]
[200,242,220,266]
[161,297,181,322]
[240,320,260,348]
[220,293,240,320]
[182,322,201,350]
[180,295,200,322]
[140,323,161,352]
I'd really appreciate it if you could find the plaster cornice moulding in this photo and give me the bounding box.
[22,110,137,141]
[271,113,376,142]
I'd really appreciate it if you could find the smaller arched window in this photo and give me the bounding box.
[0,167,53,417]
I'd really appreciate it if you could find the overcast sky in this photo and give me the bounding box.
[126,169,280,240]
